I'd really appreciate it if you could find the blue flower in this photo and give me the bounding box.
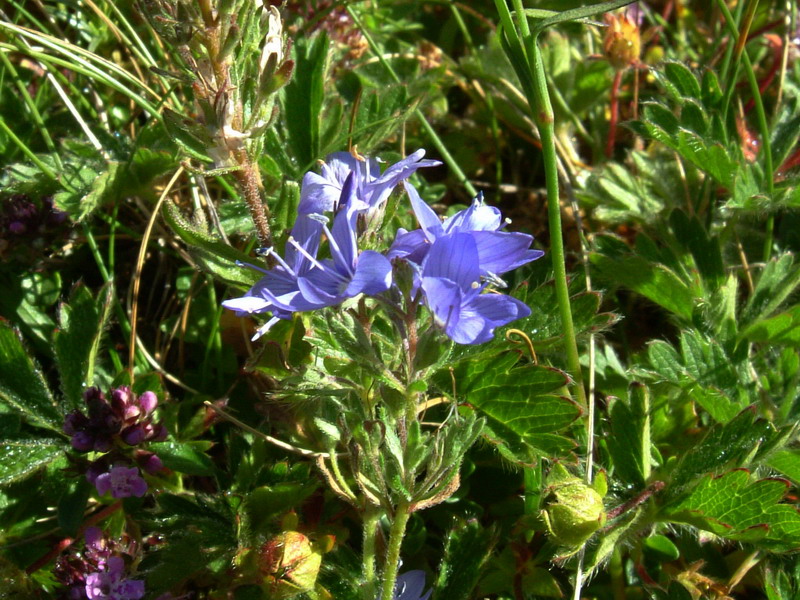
[389,185,544,281]
[299,149,441,216]
[392,571,432,600]
[420,232,531,344]
[223,173,392,339]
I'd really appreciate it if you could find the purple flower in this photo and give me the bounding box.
[390,186,544,280]
[64,386,165,453]
[223,173,392,339]
[299,149,441,216]
[420,233,531,344]
[94,465,148,498]
[85,556,144,600]
[393,571,432,600]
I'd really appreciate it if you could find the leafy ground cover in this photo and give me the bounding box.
[2,1,800,599]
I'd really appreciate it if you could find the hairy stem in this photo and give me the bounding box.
[379,502,411,600]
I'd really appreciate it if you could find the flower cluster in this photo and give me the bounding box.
[53,527,144,600]
[224,149,543,344]
[64,387,166,498]
[0,194,68,261]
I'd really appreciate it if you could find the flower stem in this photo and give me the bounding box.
[234,155,273,248]
[528,40,587,410]
[362,506,380,600]
[379,502,412,600]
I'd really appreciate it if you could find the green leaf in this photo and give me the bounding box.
[54,162,122,223]
[468,364,579,436]
[0,271,60,354]
[643,534,680,561]
[742,253,800,324]
[151,441,215,476]
[58,478,93,536]
[607,383,651,487]
[668,209,724,291]
[662,469,800,551]
[246,482,318,533]
[283,33,329,168]
[591,254,696,320]
[0,438,65,486]
[162,201,261,288]
[741,305,800,348]
[663,62,701,99]
[53,283,113,410]
[0,321,60,432]
[434,519,496,600]
[768,450,800,485]
[667,408,774,498]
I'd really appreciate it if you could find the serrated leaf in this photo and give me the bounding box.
[0,271,60,354]
[663,62,701,99]
[434,519,496,600]
[54,162,121,223]
[591,254,696,320]
[668,408,774,497]
[468,365,578,433]
[662,469,800,551]
[741,305,800,347]
[0,438,65,486]
[54,283,113,410]
[768,450,800,485]
[0,321,60,432]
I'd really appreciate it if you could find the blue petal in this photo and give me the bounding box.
[466,293,531,326]
[298,171,340,215]
[285,215,323,275]
[346,251,393,296]
[387,228,430,264]
[421,276,462,332]
[422,232,480,290]
[471,231,544,275]
[368,150,441,208]
[394,571,432,600]
[443,193,502,233]
[405,182,443,239]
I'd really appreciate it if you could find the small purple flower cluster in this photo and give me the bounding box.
[0,195,69,261]
[64,387,166,498]
[224,149,542,345]
[54,527,144,600]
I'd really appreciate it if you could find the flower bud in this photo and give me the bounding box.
[603,10,641,70]
[542,464,606,548]
[138,391,158,414]
[259,531,322,598]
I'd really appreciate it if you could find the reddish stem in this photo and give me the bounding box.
[606,69,623,158]
[25,501,123,574]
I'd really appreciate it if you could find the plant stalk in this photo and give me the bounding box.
[379,502,411,600]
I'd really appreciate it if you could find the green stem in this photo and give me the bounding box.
[528,41,587,409]
[362,506,380,600]
[0,116,60,184]
[715,0,774,260]
[379,502,411,600]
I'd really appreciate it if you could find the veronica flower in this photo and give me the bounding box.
[420,232,531,345]
[223,173,393,339]
[94,465,148,499]
[298,149,441,216]
[392,571,432,600]
[85,556,145,600]
[389,185,544,281]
